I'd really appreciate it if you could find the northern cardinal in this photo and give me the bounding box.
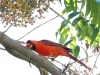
[26,40,91,70]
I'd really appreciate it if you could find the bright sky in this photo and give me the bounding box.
[0,1,100,75]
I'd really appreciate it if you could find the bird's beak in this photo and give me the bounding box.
[26,43,33,50]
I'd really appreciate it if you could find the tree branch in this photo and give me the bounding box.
[0,45,48,75]
[0,31,64,75]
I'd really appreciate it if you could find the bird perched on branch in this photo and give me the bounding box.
[26,40,91,70]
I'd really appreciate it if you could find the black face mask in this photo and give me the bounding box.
[31,44,36,50]
[26,40,36,50]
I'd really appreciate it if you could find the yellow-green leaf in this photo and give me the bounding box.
[85,0,91,17]
[73,45,80,58]
[70,35,76,49]
[59,28,70,44]
[90,28,99,45]
[81,0,86,10]
[72,17,84,26]
[64,40,73,46]
[80,26,87,40]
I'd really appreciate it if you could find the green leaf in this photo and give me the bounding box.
[70,35,76,49]
[59,28,70,44]
[70,0,74,11]
[90,24,95,28]
[72,17,84,26]
[90,28,99,45]
[93,32,100,47]
[70,0,77,12]
[75,20,89,38]
[59,19,69,31]
[85,36,91,45]
[81,0,86,10]
[90,0,95,14]
[73,45,80,58]
[61,8,66,16]
[82,20,89,25]
[96,0,100,13]
[80,26,87,40]
[85,25,95,44]
[64,40,73,46]
[64,0,72,12]
[85,0,91,17]
[76,23,83,37]
[68,12,80,20]
[85,24,94,38]
[90,1,98,24]
[74,0,77,12]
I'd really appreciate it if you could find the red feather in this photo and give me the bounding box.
[26,40,91,70]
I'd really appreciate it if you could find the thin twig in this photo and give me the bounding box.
[49,7,65,20]
[54,54,98,67]
[62,63,70,73]
[3,24,13,33]
[52,54,99,74]
[18,15,59,40]
[68,54,99,66]
[49,7,71,24]
[90,52,100,75]
[54,59,66,66]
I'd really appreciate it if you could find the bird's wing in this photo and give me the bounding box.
[39,40,63,46]
[39,40,72,53]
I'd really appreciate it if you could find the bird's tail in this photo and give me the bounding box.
[69,54,91,70]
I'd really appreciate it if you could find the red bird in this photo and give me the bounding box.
[26,40,91,70]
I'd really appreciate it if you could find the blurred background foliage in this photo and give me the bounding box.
[56,0,100,58]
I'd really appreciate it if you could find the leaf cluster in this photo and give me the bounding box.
[56,0,100,58]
